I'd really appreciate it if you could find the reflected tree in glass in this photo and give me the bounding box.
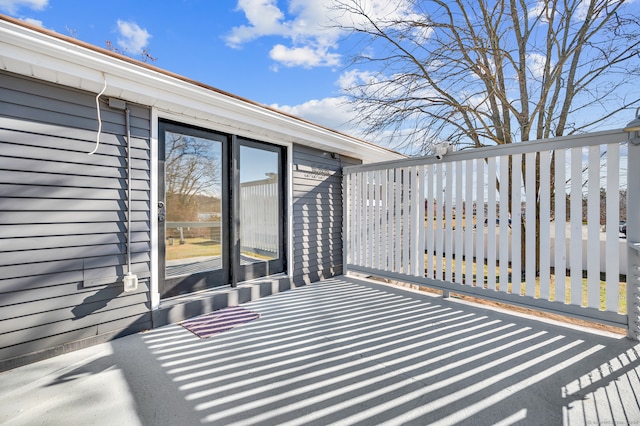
[164,131,223,275]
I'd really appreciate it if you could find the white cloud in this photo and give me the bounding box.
[337,69,379,90]
[527,1,547,20]
[226,0,287,47]
[527,52,549,79]
[22,17,43,26]
[338,68,431,103]
[465,93,491,113]
[226,0,419,69]
[227,0,339,46]
[271,96,411,150]
[116,20,151,54]
[573,0,622,21]
[226,0,343,68]
[335,0,418,33]
[269,44,340,68]
[407,15,433,42]
[574,0,591,21]
[226,0,427,70]
[0,0,47,14]
[271,96,357,131]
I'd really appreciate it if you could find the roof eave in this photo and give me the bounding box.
[0,15,405,163]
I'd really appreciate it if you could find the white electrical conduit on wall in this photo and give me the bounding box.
[89,75,107,155]
[124,106,133,279]
[90,76,138,291]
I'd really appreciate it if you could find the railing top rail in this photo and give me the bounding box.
[345,128,627,173]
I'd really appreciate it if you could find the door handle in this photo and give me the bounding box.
[158,201,166,222]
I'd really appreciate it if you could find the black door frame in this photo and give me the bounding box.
[158,121,286,298]
[158,120,230,298]
[232,137,287,284]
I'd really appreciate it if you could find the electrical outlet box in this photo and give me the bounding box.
[123,274,138,292]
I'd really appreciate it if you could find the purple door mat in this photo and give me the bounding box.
[180,306,260,339]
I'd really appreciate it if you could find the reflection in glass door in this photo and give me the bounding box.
[159,122,228,298]
[159,123,285,297]
[240,145,279,262]
[237,140,285,281]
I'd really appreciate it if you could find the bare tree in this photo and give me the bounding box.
[165,133,222,222]
[333,0,639,277]
[105,40,157,63]
[332,0,640,153]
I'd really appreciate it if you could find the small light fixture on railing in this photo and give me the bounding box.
[434,142,453,160]
[624,107,640,145]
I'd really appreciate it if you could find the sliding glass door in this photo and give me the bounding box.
[159,122,285,298]
[237,139,285,282]
[159,122,228,298]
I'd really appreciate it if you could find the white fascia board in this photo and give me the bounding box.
[0,18,404,164]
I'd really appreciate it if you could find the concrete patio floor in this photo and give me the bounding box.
[1,275,639,426]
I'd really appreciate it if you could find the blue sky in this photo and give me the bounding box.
[1,0,638,154]
[0,0,364,134]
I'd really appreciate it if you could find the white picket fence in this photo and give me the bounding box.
[344,129,640,336]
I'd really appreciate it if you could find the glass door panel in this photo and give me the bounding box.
[240,145,279,262]
[238,141,285,281]
[158,123,285,297]
[160,123,228,298]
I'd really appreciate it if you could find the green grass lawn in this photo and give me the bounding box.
[425,254,627,314]
[166,238,221,261]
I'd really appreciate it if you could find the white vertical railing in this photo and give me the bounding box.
[487,157,497,290]
[554,149,566,303]
[606,143,620,313]
[344,130,630,330]
[587,145,601,309]
[455,161,464,284]
[425,165,435,279]
[570,147,583,305]
[445,163,454,282]
[511,153,522,295]
[539,151,551,300]
[499,156,510,293]
[464,160,474,286]
[525,152,536,297]
[476,159,485,288]
[435,165,443,281]
[346,166,425,277]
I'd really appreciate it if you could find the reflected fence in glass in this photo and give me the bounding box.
[240,178,279,262]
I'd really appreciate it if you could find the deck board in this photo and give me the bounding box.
[0,275,637,425]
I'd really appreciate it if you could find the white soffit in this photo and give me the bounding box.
[0,16,404,164]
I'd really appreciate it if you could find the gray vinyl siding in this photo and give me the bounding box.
[0,71,151,369]
[291,145,360,285]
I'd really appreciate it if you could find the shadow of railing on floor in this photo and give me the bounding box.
[137,277,640,425]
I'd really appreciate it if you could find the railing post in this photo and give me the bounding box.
[627,135,640,339]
